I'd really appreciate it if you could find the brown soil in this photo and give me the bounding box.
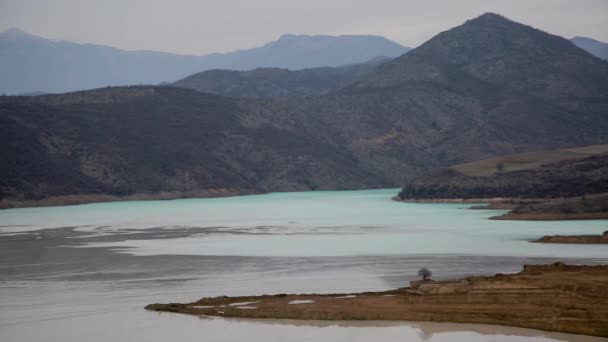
[491,212,608,220]
[146,263,608,337]
[533,232,608,244]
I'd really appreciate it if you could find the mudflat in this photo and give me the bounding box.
[147,263,608,337]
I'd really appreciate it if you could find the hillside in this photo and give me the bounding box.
[498,193,608,220]
[571,36,608,60]
[0,29,409,94]
[2,13,608,207]
[397,148,608,200]
[172,58,387,98]
[0,86,389,207]
[450,144,608,177]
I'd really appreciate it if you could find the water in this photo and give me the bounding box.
[1,189,607,342]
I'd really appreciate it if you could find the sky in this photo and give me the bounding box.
[0,0,607,55]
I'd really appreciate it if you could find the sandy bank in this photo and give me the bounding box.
[146,263,608,337]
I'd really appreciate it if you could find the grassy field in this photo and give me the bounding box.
[450,144,608,177]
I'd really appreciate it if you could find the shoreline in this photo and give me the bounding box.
[391,196,538,209]
[491,212,608,220]
[146,263,608,337]
[393,196,608,220]
[0,188,262,210]
[533,231,608,244]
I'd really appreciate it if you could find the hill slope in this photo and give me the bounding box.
[172,58,388,98]
[0,29,409,94]
[397,146,608,200]
[0,87,389,205]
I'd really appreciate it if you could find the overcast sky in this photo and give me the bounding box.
[1,0,607,55]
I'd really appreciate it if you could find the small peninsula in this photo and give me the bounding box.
[146,263,608,337]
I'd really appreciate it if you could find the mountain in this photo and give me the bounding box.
[267,13,608,182]
[0,28,409,94]
[172,58,389,98]
[349,13,608,110]
[571,36,608,61]
[2,13,608,207]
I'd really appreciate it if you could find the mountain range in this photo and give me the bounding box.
[0,28,408,94]
[2,13,608,207]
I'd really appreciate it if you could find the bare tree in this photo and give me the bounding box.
[418,267,432,280]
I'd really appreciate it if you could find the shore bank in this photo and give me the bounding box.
[146,263,608,337]
[393,196,608,221]
[533,231,608,244]
[391,196,538,209]
[0,188,261,209]
[491,212,608,220]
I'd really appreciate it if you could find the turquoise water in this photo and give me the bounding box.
[2,189,608,342]
[2,189,607,258]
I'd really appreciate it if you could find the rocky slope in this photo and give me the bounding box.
[3,13,608,206]
[146,263,608,337]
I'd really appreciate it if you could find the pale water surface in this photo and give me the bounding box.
[1,189,607,342]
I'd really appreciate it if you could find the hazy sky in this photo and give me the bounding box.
[1,0,607,55]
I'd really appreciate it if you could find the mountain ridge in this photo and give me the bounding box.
[172,57,390,98]
[571,36,608,60]
[0,29,409,94]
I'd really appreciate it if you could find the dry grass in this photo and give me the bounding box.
[449,144,608,177]
[147,264,608,337]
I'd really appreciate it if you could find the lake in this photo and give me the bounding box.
[1,189,607,341]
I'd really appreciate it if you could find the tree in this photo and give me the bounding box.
[496,162,505,172]
[418,267,432,280]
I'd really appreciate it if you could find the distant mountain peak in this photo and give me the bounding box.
[407,12,581,62]
[275,34,398,43]
[571,36,608,60]
[0,27,45,41]
[350,12,608,100]
[4,27,26,34]
[468,12,510,23]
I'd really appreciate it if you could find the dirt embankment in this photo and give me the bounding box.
[533,231,608,244]
[146,263,608,337]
